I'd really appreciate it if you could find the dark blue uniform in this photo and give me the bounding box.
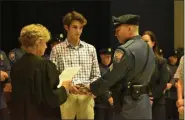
[9,48,25,65]
[99,63,110,76]
[149,57,170,120]
[165,63,178,120]
[90,14,156,119]
[0,50,11,120]
[90,35,155,119]
[94,63,114,120]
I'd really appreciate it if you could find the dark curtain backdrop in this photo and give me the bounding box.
[110,0,174,58]
[1,1,111,54]
[1,0,174,58]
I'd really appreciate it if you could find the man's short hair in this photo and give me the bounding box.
[63,11,87,26]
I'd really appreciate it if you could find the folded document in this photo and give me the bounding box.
[57,67,81,88]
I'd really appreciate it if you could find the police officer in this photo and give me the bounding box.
[99,48,112,75]
[89,14,155,119]
[94,48,114,120]
[43,34,63,60]
[142,30,170,120]
[9,46,25,65]
[165,51,179,120]
[0,50,11,120]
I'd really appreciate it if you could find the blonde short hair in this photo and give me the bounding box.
[19,24,51,48]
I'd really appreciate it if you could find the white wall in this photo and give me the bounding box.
[174,0,184,49]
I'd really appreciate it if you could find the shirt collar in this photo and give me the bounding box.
[124,35,141,44]
[65,38,84,48]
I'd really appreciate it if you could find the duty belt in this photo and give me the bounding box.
[123,85,149,96]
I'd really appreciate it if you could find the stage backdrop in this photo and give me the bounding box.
[1,0,174,57]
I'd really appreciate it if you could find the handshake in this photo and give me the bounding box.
[70,83,91,95]
[61,80,95,97]
[75,84,91,94]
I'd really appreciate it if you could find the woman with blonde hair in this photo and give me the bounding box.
[10,24,70,120]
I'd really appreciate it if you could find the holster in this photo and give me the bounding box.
[124,84,149,100]
[131,85,143,100]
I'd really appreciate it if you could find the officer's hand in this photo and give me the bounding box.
[178,106,184,114]
[166,83,172,90]
[0,71,9,81]
[69,84,80,94]
[3,83,12,92]
[77,84,91,95]
[108,97,114,106]
[176,99,184,107]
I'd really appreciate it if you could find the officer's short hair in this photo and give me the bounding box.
[19,24,51,48]
[63,11,87,26]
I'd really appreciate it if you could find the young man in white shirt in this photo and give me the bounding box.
[50,11,100,120]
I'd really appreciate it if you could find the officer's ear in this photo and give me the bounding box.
[127,25,132,32]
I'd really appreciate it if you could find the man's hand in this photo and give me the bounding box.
[149,97,153,105]
[178,106,184,114]
[176,99,184,107]
[91,94,96,98]
[108,97,114,106]
[0,71,8,81]
[77,84,91,95]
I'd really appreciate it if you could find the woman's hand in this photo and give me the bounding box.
[0,71,8,81]
[62,80,72,90]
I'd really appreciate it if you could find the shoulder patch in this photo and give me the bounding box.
[9,51,15,61]
[114,49,124,63]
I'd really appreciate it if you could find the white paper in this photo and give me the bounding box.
[57,67,81,88]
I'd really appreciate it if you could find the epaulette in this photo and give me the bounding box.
[122,40,135,48]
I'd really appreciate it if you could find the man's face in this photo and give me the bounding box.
[142,34,155,48]
[100,54,112,66]
[115,24,132,43]
[168,56,178,65]
[65,20,83,41]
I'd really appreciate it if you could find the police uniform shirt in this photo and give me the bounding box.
[0,50,11,109]
[9,48,25,65]
[90,14,155,120]
[90,35,155,96]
